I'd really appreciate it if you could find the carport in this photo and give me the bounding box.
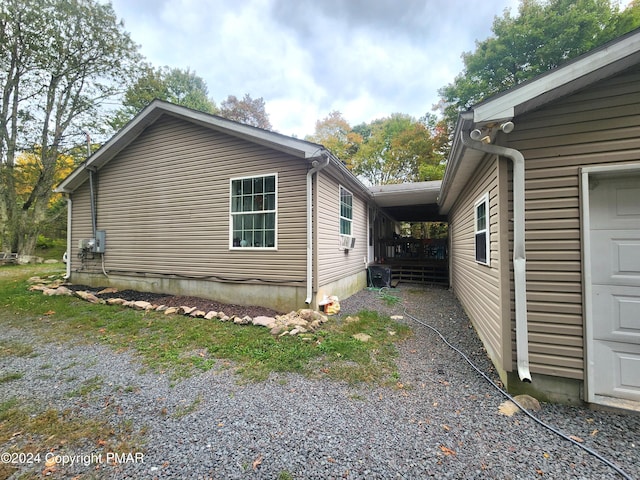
[368,181,448,286]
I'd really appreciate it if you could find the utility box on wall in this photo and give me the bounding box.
[94,230,106,253]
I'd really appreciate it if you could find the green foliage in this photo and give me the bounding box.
[112,66,217,128]
[438,0,640,127]
[0,0,142,255]
[307,111,448,185]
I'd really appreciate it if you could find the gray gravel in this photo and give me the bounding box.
[1,284,639,479]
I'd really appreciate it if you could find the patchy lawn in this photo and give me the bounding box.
[0,264,411,384]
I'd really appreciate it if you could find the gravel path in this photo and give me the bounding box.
[1,284,638,479]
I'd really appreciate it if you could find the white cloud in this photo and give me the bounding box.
[110,0,524,136]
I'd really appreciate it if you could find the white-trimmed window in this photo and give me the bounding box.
[230,174,277,249]
[474,193,490,265]
[339,186,353,236]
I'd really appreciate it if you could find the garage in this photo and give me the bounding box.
[584,167,640,408]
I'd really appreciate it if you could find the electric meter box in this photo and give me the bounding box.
[93,230,106,253]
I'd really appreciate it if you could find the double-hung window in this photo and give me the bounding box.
[339,186,353,236]
[474,193,490,265]
[230,174,276,249]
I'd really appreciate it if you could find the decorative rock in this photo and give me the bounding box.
[107,298,127,305]
[97,287,119,295]
[285,317,308,328]
[297,309,328,323]
[204,311,217,320]
[353,333,372,342]
[190,310,206,318]
[132,300,152,310]
[219,315,230,322]
[29,285,48,292]
[53,286,73,296]
[179,306,196,315]
[164,307,179,315]
[122,300,134,307]
[43,288,58,296]
[233,315,252,325]
[270,326,284,336]
[217,311,226,319]
[390,315,404,321]
[74,290,102,304]
[252,316,277,328]
[155,305,168,312]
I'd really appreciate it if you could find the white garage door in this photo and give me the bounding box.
[589,173,640,404]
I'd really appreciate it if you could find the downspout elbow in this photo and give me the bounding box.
[305,153,331,305]
[460,131,531,383]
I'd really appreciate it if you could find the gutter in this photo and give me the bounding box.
[305,152,330,304]
[460,131,532,383]
[64,195,72,279]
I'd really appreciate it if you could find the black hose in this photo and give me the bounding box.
[394,297,634,480]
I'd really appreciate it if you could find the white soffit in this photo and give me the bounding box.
[370,181,441,207]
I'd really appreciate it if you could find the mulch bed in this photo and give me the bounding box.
[66,284,282,318]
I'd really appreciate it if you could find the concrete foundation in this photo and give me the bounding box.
[71,272,308,313]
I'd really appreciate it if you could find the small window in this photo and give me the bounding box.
[339,186,353,236]
[474,193,490,265]
[230,174,276,249]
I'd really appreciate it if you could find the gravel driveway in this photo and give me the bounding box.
[1,284,638,479]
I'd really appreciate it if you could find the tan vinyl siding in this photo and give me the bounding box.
[71,115,308,285]
[448,155,505,368]
[504,65,640,379]
[316,171,368,289]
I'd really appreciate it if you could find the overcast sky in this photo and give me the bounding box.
[109,0,524,137]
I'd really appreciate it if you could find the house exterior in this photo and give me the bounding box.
[439,28,640,409]
[56,100,373,312]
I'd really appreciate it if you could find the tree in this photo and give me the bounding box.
[0,0,142,255]
[350,114,444,185]
[438,0,640,127]
[218,94,272,130]
[112,66,217,129]
[305,111,362,161]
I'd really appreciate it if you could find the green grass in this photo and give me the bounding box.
[0,339,34,358]
[0,397,143,479]
[0,264,412,384]
[0,372,24,383]
[65,375,104,398]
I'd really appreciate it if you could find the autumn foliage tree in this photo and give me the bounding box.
[305,111,363,161]
[218,94,273,130]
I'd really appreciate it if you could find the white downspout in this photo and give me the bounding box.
[305,153,330,304]
[64,195,72,279]
[461,131,532,383]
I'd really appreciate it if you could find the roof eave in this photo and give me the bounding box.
[56,99,327,193]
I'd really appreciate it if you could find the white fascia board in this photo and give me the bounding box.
[474,31,640,123]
